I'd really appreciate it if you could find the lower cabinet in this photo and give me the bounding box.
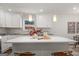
[1,35,21,53]
[1,36,12,53]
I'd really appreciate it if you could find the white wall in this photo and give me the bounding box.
[51,14,79,39]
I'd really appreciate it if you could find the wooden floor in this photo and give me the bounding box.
[69,45,79,56]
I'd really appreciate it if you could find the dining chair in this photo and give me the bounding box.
[73,35,79,48]
[51,51,73,56]
[14,51,35,56]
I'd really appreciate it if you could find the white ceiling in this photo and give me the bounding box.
[0,3,79,14]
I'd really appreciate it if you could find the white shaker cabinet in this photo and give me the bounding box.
[5,12,22,28]
[1,35,20,53]
[0,10,6,27]
[5,11,12,27]
[1,36,12,53]
[36,14,52,28]
[16,14,22,28]
[0,10,22,28]
[11,13,22,28]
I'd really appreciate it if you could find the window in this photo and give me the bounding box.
[68,22,79,34]
[68,22,75,33]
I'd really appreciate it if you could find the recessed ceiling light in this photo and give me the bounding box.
[73,7,77,10]
[8,9,12,11]
[40,9,44,12]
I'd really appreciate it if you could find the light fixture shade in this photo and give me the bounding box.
[53,15,57,22]
[8,9,12,11]
[73,7,77,10]
[40,9,43,12]
[28,15,33,22]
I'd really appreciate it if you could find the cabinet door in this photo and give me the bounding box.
[1,36,12,53]
[11,13,22,28]
[11,13,19,28]
[5,11,12,27]
[36,14,52,28]
[16,14,22,28]
[0,10,22,28]
[0,10,6,27]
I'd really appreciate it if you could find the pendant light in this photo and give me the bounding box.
[53,15,57,22]
[28,15,33,22]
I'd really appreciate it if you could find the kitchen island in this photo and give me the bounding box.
[6,35,76,56]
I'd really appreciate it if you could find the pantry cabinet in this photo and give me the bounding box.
[36,14,52,28]
[0,10,22,28]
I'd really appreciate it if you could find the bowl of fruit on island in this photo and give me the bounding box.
[32,32,50,40]
[43,32,50,40]
[29,27,50,40]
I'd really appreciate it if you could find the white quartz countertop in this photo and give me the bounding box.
[6,36,76,43]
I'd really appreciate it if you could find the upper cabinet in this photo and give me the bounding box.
[36,14,52,28]
[5,11,12,27]
[0,10,22,28]
[0,10,6,27]
[10,13,22,28]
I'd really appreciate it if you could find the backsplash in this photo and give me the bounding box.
[6,28,29,35]
[3,28,52,35]
[0,28,7,34]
